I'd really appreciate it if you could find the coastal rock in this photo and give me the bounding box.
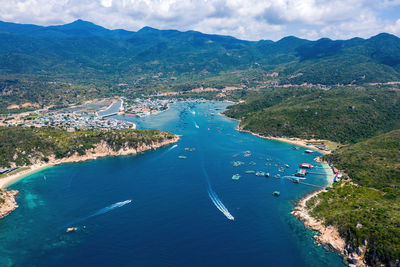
[0,190,19,218]
[292,190,346,254]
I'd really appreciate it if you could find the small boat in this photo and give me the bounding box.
[255,171,266,176]
[279,167,285,172]
[244,151,251,157]
[249,161,256,166]
[295,169,307,177]
[245,170,255,174]
[66,227,78,233]
[232,174,241,180]
[292,146,300,150]
[272,191,280,196]
[285,164,290,168]
[274,174,281,178]
[178,155,187,159]
[265,163,271,166]
[292,177,300,183]
[232,161,244,167]
[265,172,270,178]
[305,150,315,154]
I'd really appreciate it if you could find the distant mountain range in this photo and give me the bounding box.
[1,19,400,86]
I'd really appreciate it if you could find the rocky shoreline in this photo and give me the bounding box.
[225,114,366,266]
[0,190,19,219]
[0,135,179,219]
[291,190,367,267]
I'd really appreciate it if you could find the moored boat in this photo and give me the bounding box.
[272,191,280,196]
[232,174,241,180]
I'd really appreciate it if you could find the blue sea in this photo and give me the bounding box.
[0,101,345,266]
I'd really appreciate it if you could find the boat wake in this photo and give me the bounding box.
[87,200,132,219]
[208,189,235,221]
[168,144,178,151]
[67,200,132,227]
[201,164,234,221]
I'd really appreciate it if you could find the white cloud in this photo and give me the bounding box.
[0,0,398,40]
[386,19,400,35]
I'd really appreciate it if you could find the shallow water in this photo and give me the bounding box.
[0,101,345,266]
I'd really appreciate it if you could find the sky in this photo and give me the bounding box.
[1,0,400,41]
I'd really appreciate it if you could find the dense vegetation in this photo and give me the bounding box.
[306,130,400,265]
[224,87,400,143]
[1,20,400,112]
[0,126,176,168]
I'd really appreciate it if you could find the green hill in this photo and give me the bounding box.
[306,130,400,265]
[1,20,400,111]
[224,87,400,143]
[0,127,177,168]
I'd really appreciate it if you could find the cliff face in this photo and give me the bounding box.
[0,190,19,219]
[47,136,179,164]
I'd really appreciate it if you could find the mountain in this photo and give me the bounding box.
[1,20,400,111]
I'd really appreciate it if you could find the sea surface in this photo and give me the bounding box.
[0,101,345,266]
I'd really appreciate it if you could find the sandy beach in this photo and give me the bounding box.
[0,164,51,189]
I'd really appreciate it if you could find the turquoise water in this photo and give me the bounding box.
[0,101,345,266]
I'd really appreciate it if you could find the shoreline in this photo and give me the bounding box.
[220,112,331,155]
[291,189,346,253]
[0,135,179,190]
[0,135,179,218]
[223,112,348,261]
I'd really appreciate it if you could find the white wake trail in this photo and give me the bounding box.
[87,200,132,219]
[208,190,235,221]
[201,164,234,221]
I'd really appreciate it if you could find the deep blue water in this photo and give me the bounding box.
[0,102,345,266]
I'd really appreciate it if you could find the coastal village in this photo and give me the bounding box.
[0,97,176,130]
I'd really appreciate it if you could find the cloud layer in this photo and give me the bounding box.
[1,0,400,40]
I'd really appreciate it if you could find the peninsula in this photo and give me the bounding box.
[0,126,179,218]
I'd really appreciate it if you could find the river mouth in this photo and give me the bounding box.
[0,101,344,266]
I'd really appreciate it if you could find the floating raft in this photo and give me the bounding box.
[232,174,241,180]
[232,161,244,167]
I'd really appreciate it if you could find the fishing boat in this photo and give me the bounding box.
[272,191,280,196]
[232,174,241,180]
[66,227,78,233]
[255,171,266,176]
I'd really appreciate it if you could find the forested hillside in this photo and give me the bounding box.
[1,20,400,112]
[307,130,400,266]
